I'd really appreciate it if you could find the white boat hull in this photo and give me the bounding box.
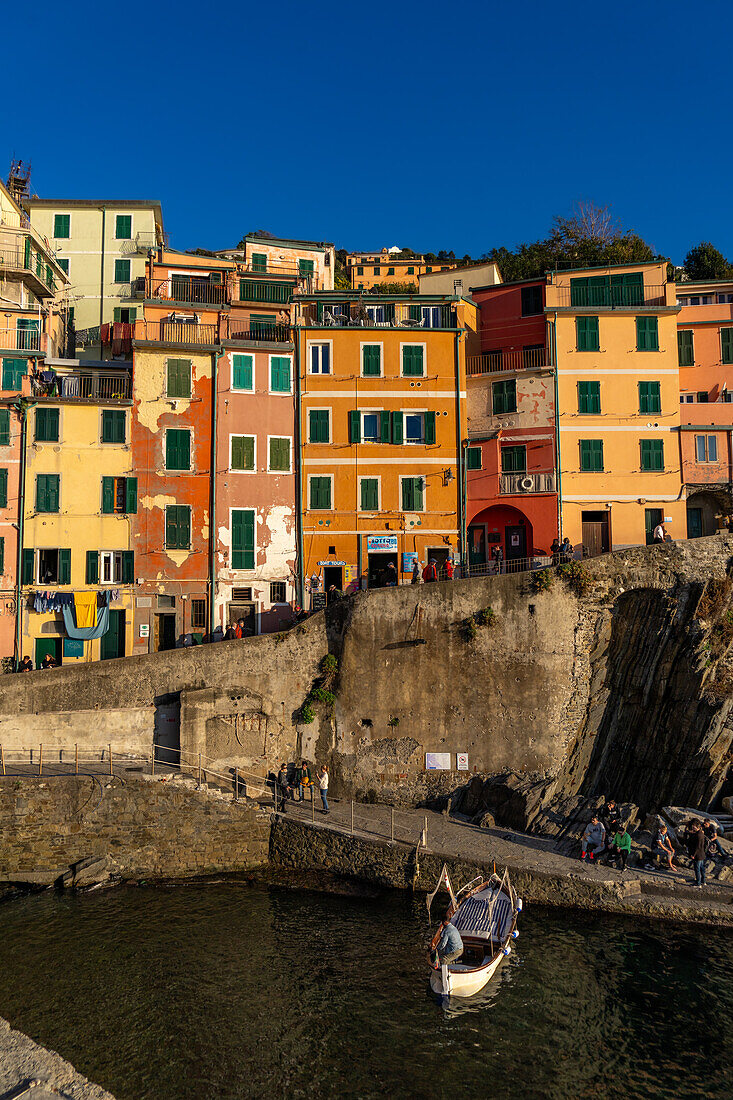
[429,951,504,999]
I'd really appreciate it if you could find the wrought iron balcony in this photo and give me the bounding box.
[500,471,557,494]
[467,347,553,375]
[133,320,219,345]
[150,277,229,306]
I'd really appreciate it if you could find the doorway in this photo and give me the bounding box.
[581,510,611,557]
[35,637,61,668]
[323,565,344,597]
[645,508,664,545]
[227,602,257,636]
[504,524,527,572]
[154,693,180,767]
[687,507,703,539]
[467,525,487,566]
[427,547,450,575]
[100,610,125,660]
[154,613,177,651]
[367,554,397,588]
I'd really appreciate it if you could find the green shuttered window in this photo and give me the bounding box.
[501,446,526,473]
[349,410,361,444]
[578,380,601,414]
[298,258,314,276]
[402,346,424,376]
[576,316,600,352]
[309,410,330,443]
[310,477,332,510]
[115,215,132,239]
[424,410,436,445]
[466,446,482,470]
[231,436,255,471]
[167,359,192,398]
[0,468,7,507]
[86,550,99,585]
[639,381,661,414]
[101,410,125,443]
[35,407,59,442]
[270,356,291,393]
[36,474,59,512]
[232,354,253,390]
[678,330,694,366]
[492,379,517,415]
[22,548,34,584]
[231,509,255,568]
[362,345,381,376]
[114,259,130,283]
[54,214,70,238]
[0,409,10,447]
[401,476,424,511]
[166,429,191,471]
[579,440,603,472]
[2,358,27,390]
[636,317,659,351]
[722,328,733,365]
[165,505,191,549]
[391,411,403,444]
[101,476,137,514]
[59,549,71,585]
[360,478,378,511]
[0,536,4,575]
[269,437,290,471]
[640,439,664,471]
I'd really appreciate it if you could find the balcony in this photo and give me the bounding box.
[226,321,292,345]
[302,301,457,329]
[132,320,219,346]
[239,260,306,278]
[0,325,42,352]
[30,367,131,402]
[500,471,557,494]
[467,347,553,375]
[0,246,57,297]
[549,284,668,309]
[150,276,229,307]
[235,278,293,305]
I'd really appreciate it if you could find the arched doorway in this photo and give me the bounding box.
[467,504,534,572]
[687,490,728,538]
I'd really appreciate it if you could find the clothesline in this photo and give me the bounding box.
[32,589,121,614]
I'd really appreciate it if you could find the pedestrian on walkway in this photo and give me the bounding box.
[318,765,330,814]
[492,544,503,574]
[423,559,438,583]
[688,821,707,887]
[385,562,398,587]
[295,760,312,802]
[444,558,454,580]
[411,558,420,585]
[653,522,665,543]
[277,763,290,813]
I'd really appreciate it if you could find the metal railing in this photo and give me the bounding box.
[551,284,668,308]
[0,247,56,293]
[133,320,219,345]
[235,279,294,305]
[238,260,304,278]
[303,302,457,329]
[226,322,292,345]
[500,471,557,494]
[151,278,229,306]
[460,554,555,577]
[467,347,553,375]
[30,370,132,400]
[0,326,42,351]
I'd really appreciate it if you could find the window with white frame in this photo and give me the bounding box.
[101,550,126,584]
[310,343,331,374]
[362,411,381,442]
[695,435,719,463]
[405,412,425,444]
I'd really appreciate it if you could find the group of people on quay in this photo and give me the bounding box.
[580,799,727,886]
[276,761,330,814]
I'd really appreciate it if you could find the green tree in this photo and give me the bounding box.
[683,242,733,281]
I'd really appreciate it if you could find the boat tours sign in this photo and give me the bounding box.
[402,552,418,573]
[425,752,452,770]
[367,535,399,553]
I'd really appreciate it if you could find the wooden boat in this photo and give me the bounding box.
[427,865,521,999]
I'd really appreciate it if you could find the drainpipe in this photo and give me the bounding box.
[550,313,562,541]
[293,324,305,607]
[98,207,106,358]
[210,348,224,636]
[13,399,34,669]
[454,329,466,566]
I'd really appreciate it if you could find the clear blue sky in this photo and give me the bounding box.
[3,1,731,265]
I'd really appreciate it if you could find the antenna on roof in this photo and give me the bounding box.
[7,159,31,204]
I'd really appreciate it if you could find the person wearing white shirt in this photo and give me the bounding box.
[653,523,665,542]
[318,765,329,814]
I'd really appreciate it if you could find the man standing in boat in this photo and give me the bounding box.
[435,916,463,966]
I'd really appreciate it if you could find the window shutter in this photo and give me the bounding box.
[678,330,694,366]
[58,549,71,585]
[231,436,245,469]
[232,510,255,568]
[102,476,114,513]
[167,359,191,398]
[179,507,190,548]
[349,410,361,444]
[361,479,378,510]
[722,328,733,365]
[424,411,436,445]
[363,345,380,376]
[466,447,481,470]
[113,307,122,323]
[233,354,253,389]
[0,536,4,575]
[379,410,390,443]
[125,477,137,514]
[0,469,7,508]
[167,429,190,470]
[0,410,9,446]
[270,438,289,471]
[391,410,404,445]
[2,358,27,390]
[122,550,134,583]
[22,548,34,584]
[165,506,178,547]
[86,550,99,585]
[402,477,414,510]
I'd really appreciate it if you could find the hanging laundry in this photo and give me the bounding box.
[74,592,97,629]
[62,604,110,641]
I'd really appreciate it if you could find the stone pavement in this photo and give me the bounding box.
[0,1015,115,1100]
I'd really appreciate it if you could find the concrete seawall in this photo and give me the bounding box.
[0,1014,115,1099]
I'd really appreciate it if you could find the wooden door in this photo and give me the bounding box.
[101,610,125,660]
[582,522,604,558]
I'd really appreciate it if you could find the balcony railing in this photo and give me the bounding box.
[551,284,667,308]
[239,260,305,278]
[303,302,457,329]
[226,322,291,345]
[467,347,552,375]
[150,277,229,306]
[500,471,557,494]
[30,369,131,401]
[133,320,219,345]
[0,247,56,295]
[235,278,293,305]
[0,326,42,352]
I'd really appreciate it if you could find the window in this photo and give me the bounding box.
[722,328,733,365]
[113,307,136,323]
[578,381,601,414]
[269,437,291,471]
[232,509,255,568]
[95,550,134,584]
[640,439,664,471]
[165,505,191,549]
[360,411,381,443]
[402,345,424,376]
[362,344,381,377]
[53,214,70,238]
[576,316,599,352]
[571,272,643,307]
[191,599,207,629]
[388,267,395,275]
[579,440,603,472]
[521,285,543,316]
[232,353,253,391]
[697,391,709,403]
[357,266,364,275]
[114,259,130,283]
[57,258,69,275]
[636,316,659,351]
[373,267,381,275]
[32,548,71,585]
[310,343,331,374]
[492,378,517,415]
[309,476,332,510]
[36,473,59,512]
[167,358,192,398]
[0,535,4,574]
[695,435,719,463]
[0,468,6,507]
[0,410,9,446]
[309,409,330,443]
[401,476,424,511]
[35,407,59,442]
[270,356,291,393]
[465,446,482,470]
[403,411,436,445]
[426,266,433,273]
[101,409,126,444]
[2,358,26,390]
[102,476,137,514]
[166,429,191,471]
[251,253,267,273]
[407,266,415,275]
[360,477,379,511]
[270,581,287,604]
[678,330,694,366]
[115,215,132,239]
[501,445,526,473]
[639,381,661,414]
[231,436,255,471]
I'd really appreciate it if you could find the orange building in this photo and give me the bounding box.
[676,278,733,536]
[346,249,456,291]
[293,292,476,594]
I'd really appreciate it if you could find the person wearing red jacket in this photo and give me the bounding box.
[423,560,438,582]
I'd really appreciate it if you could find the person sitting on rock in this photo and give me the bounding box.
[703,817,726,861]
[600,799,622,853]
[654,822,675,871]
[580,815,606,862]
[606,825,632,871]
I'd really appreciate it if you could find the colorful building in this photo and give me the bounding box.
[25,198,164,359]
[293,292,476,593]
[676,278,733,536]
[546,261,686,552]
[465,278,558,567]
[218,236,334,292]
[419,261,501,297]
[346,249,456,291]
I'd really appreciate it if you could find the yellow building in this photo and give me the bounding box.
[19,361,135,666]
[346,249,456,291]
[294,293,476,592]
[546,261,685,552]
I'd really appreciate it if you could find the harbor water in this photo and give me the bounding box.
[0,882,730,1099]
